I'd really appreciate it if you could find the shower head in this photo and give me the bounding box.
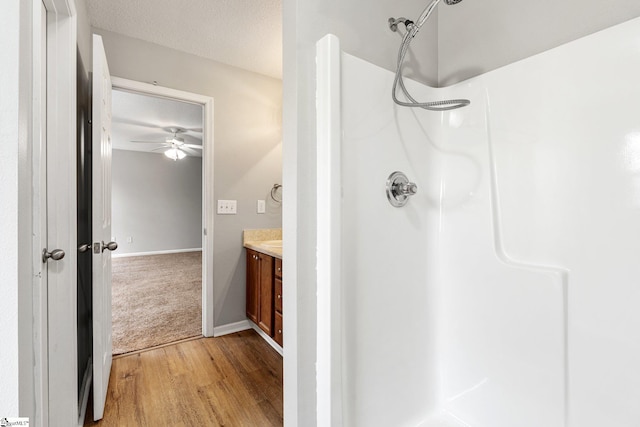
[414,0,464,29]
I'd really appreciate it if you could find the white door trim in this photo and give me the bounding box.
[41,0,78,426]
[110,76,215,337]
[24,1,48,425]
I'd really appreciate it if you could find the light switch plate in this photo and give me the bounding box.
[257,199,266,214]
[217,199,237,214]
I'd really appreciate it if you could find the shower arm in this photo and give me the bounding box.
[388,17,415,33]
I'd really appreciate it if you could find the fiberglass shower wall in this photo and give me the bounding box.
[318,15,640,427]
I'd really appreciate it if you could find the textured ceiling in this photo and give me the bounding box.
[112,89,203,157]
[86,0,282,79]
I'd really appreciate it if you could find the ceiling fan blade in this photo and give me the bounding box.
[130,140,165,144]
[183,144,203,149]
[163,126,203,134]
[113,117,165,129]
[180,146,200,156]
[151,146,170,152]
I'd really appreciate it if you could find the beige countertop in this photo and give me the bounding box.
[243,228,282,259]
[244,240,282,259]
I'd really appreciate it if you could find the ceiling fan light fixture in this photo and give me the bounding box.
[164,147,186,161]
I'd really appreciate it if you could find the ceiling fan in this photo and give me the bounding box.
[130,127,202,161]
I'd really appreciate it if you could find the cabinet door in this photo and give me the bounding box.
[274,312,283,346]
[246,249,259,323]
[258,253,274,336]
[275,278,283,313]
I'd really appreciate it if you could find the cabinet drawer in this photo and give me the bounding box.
[275,278,283,313]
[275,258,283,279]
[274,311,283,347]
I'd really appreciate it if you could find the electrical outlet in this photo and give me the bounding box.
[217,199,237,214]
[257,199,266,214]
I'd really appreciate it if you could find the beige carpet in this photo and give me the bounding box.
[111,251,202,355]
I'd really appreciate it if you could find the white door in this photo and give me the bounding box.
[92,33,115,421]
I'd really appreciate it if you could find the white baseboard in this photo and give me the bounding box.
[249,322,283,356]
[213,320,283,356]
[213,320,252,337]
[112,248,202,258]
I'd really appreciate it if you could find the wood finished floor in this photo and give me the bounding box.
[84,330,283,426]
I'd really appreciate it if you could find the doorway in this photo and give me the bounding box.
[110,88,205,354]
[112,77,214,337]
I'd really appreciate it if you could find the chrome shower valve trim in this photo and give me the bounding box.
[386,171,418,207]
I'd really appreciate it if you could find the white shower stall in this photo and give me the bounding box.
[315,16,640,427]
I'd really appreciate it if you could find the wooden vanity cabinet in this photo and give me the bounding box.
[274,259,283,346]
[246,248,283,346]
[246,249,274,335]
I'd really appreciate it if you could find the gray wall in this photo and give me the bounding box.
[111,149,203,255]
[94,28,282,327]
[308,1,440,85]
[438,0,640,85]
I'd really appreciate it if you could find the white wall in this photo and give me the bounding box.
[93,29,282,326]
[438,0,640,85]
[111,149,203,255]
[0,0,21,416]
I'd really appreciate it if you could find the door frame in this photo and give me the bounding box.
[29,0,79,426]
[111,76,215,337]
[23,0,50,425]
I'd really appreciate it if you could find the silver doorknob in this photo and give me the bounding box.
[78,243,91,253]
[42,248,65,263]
[102,241,118,252]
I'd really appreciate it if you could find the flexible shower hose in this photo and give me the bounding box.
[392,0,470,111]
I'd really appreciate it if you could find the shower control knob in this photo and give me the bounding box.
[398,182,418,196]
[386,171,418,207]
